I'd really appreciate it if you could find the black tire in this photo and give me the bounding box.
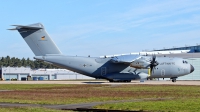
[109,80,113,82]
[172,79,176,82]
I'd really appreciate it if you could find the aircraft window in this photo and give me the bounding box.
[183,60,188,64]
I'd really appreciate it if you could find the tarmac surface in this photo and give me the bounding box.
[0,80,200,85]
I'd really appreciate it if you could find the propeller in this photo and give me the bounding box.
[149,55,159,74]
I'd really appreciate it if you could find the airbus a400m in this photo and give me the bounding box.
[9,23,194,82]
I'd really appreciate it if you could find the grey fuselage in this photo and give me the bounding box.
[35,55,193,81]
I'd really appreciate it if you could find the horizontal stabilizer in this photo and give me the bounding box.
[9,25,43,30]
[7,28,17,30]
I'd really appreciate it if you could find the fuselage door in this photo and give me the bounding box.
[101,67,107,76]
[161,69,165,77]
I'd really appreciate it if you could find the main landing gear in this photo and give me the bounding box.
[171,77,177,82]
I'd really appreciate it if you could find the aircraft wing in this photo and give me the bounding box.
[110,55,141,63]
[110,55,151,69]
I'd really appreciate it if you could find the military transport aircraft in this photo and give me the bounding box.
[8,23,194,82]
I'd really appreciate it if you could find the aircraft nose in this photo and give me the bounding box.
[190,64,194,73]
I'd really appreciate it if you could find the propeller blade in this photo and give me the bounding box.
[150,65,153,74]
[150,55,158,74]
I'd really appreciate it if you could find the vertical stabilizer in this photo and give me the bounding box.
[9,23,62,56]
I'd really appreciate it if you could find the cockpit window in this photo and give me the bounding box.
[183,60,188,64]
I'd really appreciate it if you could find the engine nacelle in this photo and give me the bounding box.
[138,72,148,80]
[130,58,150,69]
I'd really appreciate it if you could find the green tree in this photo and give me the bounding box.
[1,57,5,66]
[0,61,2,67]
[10,57,16,67]
[13,58,21,67]
[2,57,7,67]
[30,61,35,69]
[34,60,40,69]
[26,58,30,67]
[0,56,61,69]
[22,58,27,67]
[5,56,11,67]
[17,58,22,67]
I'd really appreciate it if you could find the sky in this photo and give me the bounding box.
[1,0,200,59]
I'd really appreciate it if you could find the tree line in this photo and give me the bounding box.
[0,56,60,69]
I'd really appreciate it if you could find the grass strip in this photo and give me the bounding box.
[0,107,68,112]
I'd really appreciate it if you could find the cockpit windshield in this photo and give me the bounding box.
[183,60,188,64]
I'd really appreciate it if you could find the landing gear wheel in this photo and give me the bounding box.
[109,80,113,82]
[172,79,176,82]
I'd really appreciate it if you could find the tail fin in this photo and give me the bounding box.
[8,23,62,56]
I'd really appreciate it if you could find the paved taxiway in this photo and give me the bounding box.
[0,80,200,85]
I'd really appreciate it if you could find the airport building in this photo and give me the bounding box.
[0,66,94,81]
[155,45,200,53]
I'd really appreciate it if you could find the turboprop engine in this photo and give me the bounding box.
[110,55,159,74]
[137,72,149,80]
[130,55,159,74]
[130,57,150,69]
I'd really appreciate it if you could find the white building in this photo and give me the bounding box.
[0,67,94,80]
